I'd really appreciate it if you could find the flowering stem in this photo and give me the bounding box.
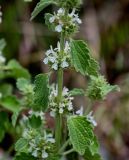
[55,33,65,150]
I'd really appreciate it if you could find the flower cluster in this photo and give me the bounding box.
[43,41,70,70]
[0,51,6,65]
[49,84,74,116]
[22,129,55,159]
[0,6,2,24]
[48,8,82,36]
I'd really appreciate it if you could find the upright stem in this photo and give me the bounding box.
[55,33,65,150]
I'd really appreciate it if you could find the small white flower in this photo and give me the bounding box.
[50,110,55,117]
[86,111,97,127]
[43,57,49,64]
[52,63,58,70]
[69,8,76,17]
[61,61,69,68]
[49,16,56,23]
[64,41,70,52]
[42,151,48,158]
[63,87,69,96]
[48,56,56,63]
[55,24,63,32]
[32,149,38,157]
[59,108,64,114]
[73,15,82,24]
[68,103,73,111]
[0,54,6,64]
[57,8,65,15]
[76,106,83,116]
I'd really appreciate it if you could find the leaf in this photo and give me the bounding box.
[7,60,30,79]
[69,88,85,96]
[0,96,21,112]
[0,83,13,97]
[12,111,20,127]
[15,138,28,152]
[16,78,33,94]
[14,153,36,160]
[0,39,6,51]
[31,0,57,20]
[84,149,102,160]
[33,74,49,111]
[67,116,94,155]
[70,40,100,76]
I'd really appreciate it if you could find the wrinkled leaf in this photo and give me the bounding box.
[67,116,94,155]
[70,40,100,76]
[33,74,49,111]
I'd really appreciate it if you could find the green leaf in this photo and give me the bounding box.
[69,88,85,96]
[67,116,94,155]
[31,0,57,20]
[7,60,30,79]
[86,75,120,100]
[0,39,6,51]
[84,149,102,160]
[0,83,13,97]
[15,138,28,152]
[16,78,33,94]
[14,153,36,160]
[28,115,42,128]
[70,40,100,76]
[0,96,21,112]
[12,111,20,127]
[33,74,49,111]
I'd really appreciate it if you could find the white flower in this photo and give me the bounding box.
[64,41,70,52]
[55,24,63,32]
[42,151,48,159]
[43,57,49,64]
[86,111,97,127]
[57,8,65,16]
[52,63,58,70]
[32,149,38,157]
[49,56,56,63]
[61,61,69,68]
[73,15,82,24]
[59,107,64,114]
[76,106,83,116]
[63,87,69,96]
[50,110,55,117]
[69,8,76,17]
[49,16,56,23]
[0,52,6,64]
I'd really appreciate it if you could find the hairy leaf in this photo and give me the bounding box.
[0,39,6,51]
[7,60,30,79]
[67,116,94,155]
[33,74,49,111]
[28,115,42,128]
[15,138,28,152]
[84,149,102,160]
[69,88,85,96]
[0,83,13,97]
[14,153,36,160]
[31,0,57,20]
[12,111,20,127]
[70,40,100,76]
[0,96,21,112]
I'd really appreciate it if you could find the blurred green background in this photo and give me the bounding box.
[0,0,129,159]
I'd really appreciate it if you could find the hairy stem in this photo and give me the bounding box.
[55,33,65,149]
